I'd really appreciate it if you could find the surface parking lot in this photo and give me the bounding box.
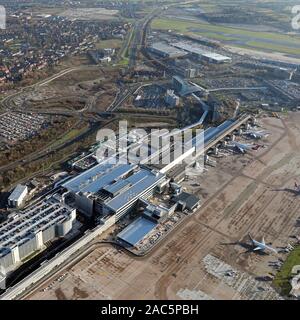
[0,112,49,145]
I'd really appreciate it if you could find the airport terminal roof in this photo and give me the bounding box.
[203,120,236,144]
[104,168,165,212]
[62,163,135,194]
[103,180,131,197]
[172,42,231,61]
[151,42,187,57]
[186,119,236,149]
[172,42,205,55]
[201,52,232,62]
[63,161,165,213]
[117,217,157,246]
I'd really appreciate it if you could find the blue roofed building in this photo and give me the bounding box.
[117,217,157,247]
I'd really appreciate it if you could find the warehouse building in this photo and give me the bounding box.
[148,42,187,58]
[8,184,28,208]
[0,197,76,273]
[62,163,167,222]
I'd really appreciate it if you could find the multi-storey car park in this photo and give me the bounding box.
[0,197,76,274]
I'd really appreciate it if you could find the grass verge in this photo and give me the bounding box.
[273,245,300,296]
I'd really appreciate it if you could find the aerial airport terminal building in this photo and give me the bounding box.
[62,163,167,222]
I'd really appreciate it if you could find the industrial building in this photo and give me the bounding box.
[8,184,28,208]
[62,163,167,222]
[171,42,232,64]
[142,202,177,223]
[149,42,187,59]
[0,197,76,273]
[171,192,201,212]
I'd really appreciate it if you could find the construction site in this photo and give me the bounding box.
[19,111,300,300]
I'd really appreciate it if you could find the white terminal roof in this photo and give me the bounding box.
[172,41,231,61]
[62,163,135,194]
[201,52,232,62]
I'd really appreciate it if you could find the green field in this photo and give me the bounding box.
[95,39,123,50]
[245,41,300,55]
[273,245,300,296]
[151,18,300,56]
[117,57,129,66]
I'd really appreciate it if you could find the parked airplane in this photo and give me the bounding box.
[248,234,277,254]
[243,130,270,139]
[226,141,254,154]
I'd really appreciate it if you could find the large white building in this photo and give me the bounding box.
[8,184,28,208]
[171,42,232,64]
